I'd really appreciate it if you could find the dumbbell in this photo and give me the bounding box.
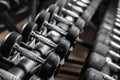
[0,68,20,80]
[35,10,68,35]
[47,4,85,30]
[83,68,116,80]
[1,31,60,78]
[36,9,87,47]
[94,33,120,52]
[56,0,98,29]
[88,52,120,72]
[55,0,86,24]
[94,42,120,61]
[21,22,70,60]
[0,0,19,33]
[35,10,80,43]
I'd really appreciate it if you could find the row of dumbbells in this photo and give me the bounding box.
[0,0,102,80]
[80,0,120,80]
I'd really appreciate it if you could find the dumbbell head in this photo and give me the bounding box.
[21,22,38,43]
[55,0,67,9]
[66,26,80,43]
[94,33,110,45]
[83,68,103,80]
[57,22,80,43]
[38,51,60,79]
[93,42,109,57]
[55,38,70,60]
[1,31,22,58]
[88,52,106,70]
[35,10,50,31]
[47,4,59,22]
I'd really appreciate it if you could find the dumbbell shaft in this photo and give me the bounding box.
[31,31,57,48]
[0,69,20,80]
[14,44,45,64]
[44,21,68,35]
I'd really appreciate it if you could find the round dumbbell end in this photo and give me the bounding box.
[21,22,38,43]
[55,38,70,60]
[39,52,60,78]
[88,52,105,70]
[35,10,50,31]
[94,42,109,56]
[83,68,102,80]
[66,26,80,43]
[1,32,22,58]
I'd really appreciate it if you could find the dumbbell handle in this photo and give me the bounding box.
[53,14,73,25]
[62,8,79,18]
[109,41,120,49]
[44,21,67,35]
[106,57,120,71]
[67,3,84,13]
[102,72,116,80]
[31,31,57,47]
[0,69,20,80]
[14,44,45,64]
[108,50,120,59]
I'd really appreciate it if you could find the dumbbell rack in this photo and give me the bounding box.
[0,0,114,80]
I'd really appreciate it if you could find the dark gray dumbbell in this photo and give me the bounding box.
[0,69,21,80]
[88,52,120,72]
[22,22,57,47]
[35,10,68,35]
[95,33,120,52]
[97,23,120,37]
[55,0,85,23]
[83,68,116,80]
[47,4,85,30]
[94,42,120,61]
[1,32,60,79]
[1,31,45,64]
[22,22,70,60]
[35,10,80,43]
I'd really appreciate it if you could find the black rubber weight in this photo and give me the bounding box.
[1,32,22,58]
[35,10,50,31]
[56,0,67,9]
[39,52,60,79]
[67,26,80,43]
[55,38,70,60]
[47,4,59,22]
[21,22,38,43]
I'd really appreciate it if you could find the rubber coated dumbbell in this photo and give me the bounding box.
[47,4,85,30]
[83,68,116,80]
[88,52,120,72]
[94,42,120,61]
[21,22,70,60]
[35,10,80,43]
[94,33,120,52]
[1,32,60,78]
[56,0,86,28]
